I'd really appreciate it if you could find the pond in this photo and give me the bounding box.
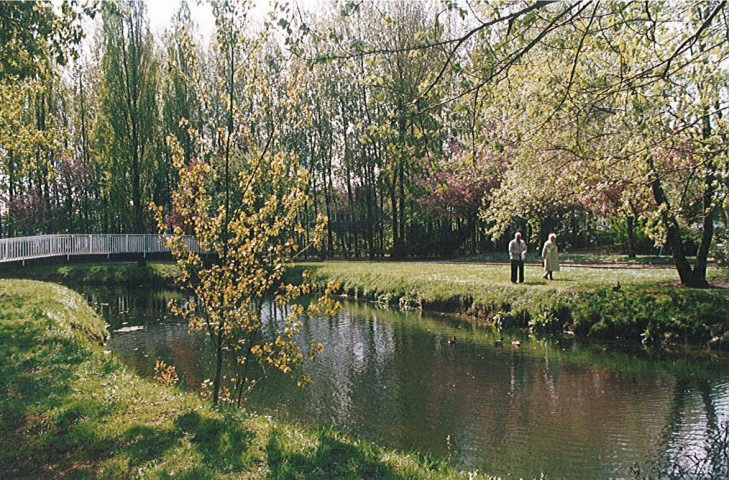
[80,285,729,479]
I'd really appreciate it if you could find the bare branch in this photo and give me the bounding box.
[663,1,726,77]
[417,1,562,100]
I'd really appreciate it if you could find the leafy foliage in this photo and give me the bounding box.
[1,0,729,286]
[157,131,339,406]
[0,0,90,81]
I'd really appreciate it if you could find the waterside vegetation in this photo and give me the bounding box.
[0,278,494,479]
[292,261,729,349]
[11,260,729,349]
[0,262,179,286]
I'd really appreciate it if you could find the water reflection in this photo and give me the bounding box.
[81,285,729,479]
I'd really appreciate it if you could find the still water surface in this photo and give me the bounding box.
[81,285,729,479]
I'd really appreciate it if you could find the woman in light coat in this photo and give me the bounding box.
[541,233,559,280]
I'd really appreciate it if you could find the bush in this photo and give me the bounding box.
[493,309,529,328]
[529,310,562,334]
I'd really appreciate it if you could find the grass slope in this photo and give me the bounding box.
[0,279,497,480]
[2,262,180,286]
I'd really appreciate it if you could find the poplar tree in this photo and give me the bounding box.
[97,0,159,233]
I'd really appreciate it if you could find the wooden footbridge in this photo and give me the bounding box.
[0,234,200,265]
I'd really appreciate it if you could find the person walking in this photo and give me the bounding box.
[541,233,560,280]
[508,232,527,283]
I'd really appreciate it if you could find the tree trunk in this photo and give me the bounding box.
[324,146,334,257]
[365,161,375,260]
[345,161,357,258]
[389,177,398,252]
[212,325,224,405]
[693,103,718,285]
[649,156,708,288]
[7,150,15,237]
[398,159,405,247]
[626,215,636,259]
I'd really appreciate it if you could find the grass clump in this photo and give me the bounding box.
[0,278,502,479]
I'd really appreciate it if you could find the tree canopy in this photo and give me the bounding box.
[0,0,727,286]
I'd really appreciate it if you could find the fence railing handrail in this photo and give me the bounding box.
[0,234,200,264]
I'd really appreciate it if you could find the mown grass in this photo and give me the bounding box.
[463,250,681,265]
[292,261,729,348]
[0,279,500,480]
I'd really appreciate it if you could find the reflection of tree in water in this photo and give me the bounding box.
[634,375,729,479]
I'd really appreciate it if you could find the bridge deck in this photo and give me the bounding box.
[0,234,199,264]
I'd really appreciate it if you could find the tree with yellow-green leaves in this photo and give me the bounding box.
[96,0,160,234]
[475,1,729,287]
[0,1,93,236]
[155,0,338,406]
[0,0,89,82]
[158,136,337,406]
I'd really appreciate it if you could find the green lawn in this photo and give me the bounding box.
[464,250,681,266]
[0,278,494,480]
[303,259,683,291]
[297,260,712,304]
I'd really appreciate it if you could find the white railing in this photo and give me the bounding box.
[0,234,200,264]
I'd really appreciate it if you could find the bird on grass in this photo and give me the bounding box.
[612,281,621,291]
[512,340,521,347]
[448,336,457,345]
[494,337,504,347]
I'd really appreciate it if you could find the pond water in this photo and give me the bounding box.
[81,285,729,479]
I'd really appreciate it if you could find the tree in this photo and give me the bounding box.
[473,1,729,286]
[569,1,729,286]
[0,1,93,237]
[415,135,509,254]
[158,136,337,406]
[0,78,68,236]
[97,0,160,233]
[159,0,205,214]
[0,0,90,81]
[155,0,338,406]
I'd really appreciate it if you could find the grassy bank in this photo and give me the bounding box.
[0,279,488,479]
[294,261,729,348]
[2,262,180,286]
[9,260,729,348]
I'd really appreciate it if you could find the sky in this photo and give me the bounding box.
[145,0,322,42]
[147,0,214,40]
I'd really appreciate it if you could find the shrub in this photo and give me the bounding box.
[529,310,562,334]
[490,307,530,329]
